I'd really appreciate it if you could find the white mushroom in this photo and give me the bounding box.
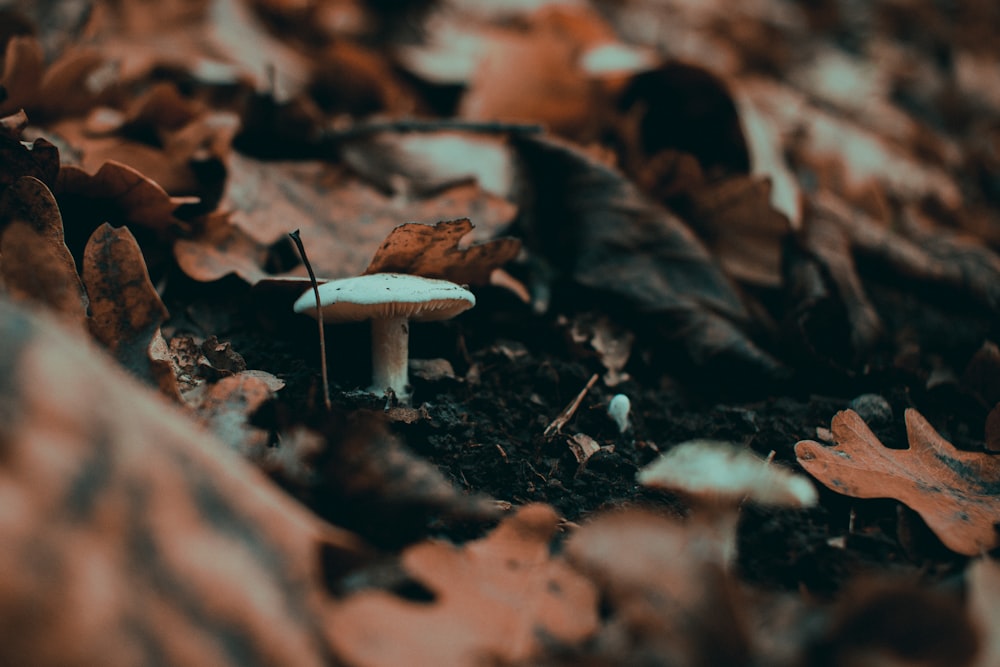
[607,393,631,433]
[294,273,475,403]
[637,440,817,567]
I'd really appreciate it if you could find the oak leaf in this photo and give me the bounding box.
[364,218,521,286]
[56,160,195,233]
[795,409,1000,555]
[0,176,87,328]
[0,295,369,666]
[83,222,179,399]
[327,503,598,666]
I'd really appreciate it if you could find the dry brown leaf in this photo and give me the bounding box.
[458,29,595,139]
[192,371,284,459]
[0,176,87,328]
[0,35,44,115]
[687,175,791,288]
[0,294,369,666]
[173,211,271,284]
[313,412,500,546]
[57,160,194,234]
[795,409,1000,555]
[327,504,599,666]
[82,222,180,399]
[200,152,516,283]
[364,218,520,286]
[0,114,60,194]
[88,0,309,100]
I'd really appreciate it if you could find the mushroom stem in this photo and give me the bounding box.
[690,500,740,568]
[370,315,410,401]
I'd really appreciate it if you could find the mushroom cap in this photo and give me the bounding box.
[637,440,817,508]
[293,273,475,323]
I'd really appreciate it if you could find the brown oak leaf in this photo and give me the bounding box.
[83,222,179,399]
[0,294,369,666]
[795,409,1000,555]
[364,218,521,285]
[0,176,88,328]
[326,503,598,666]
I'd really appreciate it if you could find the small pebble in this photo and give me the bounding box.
[849,393,893,426]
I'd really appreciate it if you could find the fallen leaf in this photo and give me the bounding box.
[56,160,195,234]
[339,130,516,199]
[685,175,791,288]
[196,151,516,283]
[312,411,500,548]
[0,294,369,666]
[0,35,44,115]
[327,503,599,666]
[173,211,271,284]
[364,218,521,286]
[82,222,179,399]
[193,371,284,459]
[795,408,1000,555]
[0,176,87,328]
[512,132,784,380]
[0,112,60,194]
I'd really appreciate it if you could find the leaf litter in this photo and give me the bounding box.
[2,0,1000,665]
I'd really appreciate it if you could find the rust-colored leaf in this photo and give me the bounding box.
[795,409,1000,555]
[0,295,369,666]
[56,161,194,234]
[0,113,60,194]
[173,211,271,284]
[82,222,178,398]
[0,35,44,115]
[192,371,284,460]
[327,503,599,666]
[0,176,87,328]
[199,151,516,283]
[364,218,521,286]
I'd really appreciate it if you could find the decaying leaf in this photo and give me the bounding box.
[173,211,271,284]
[0,295,369,666]
[312,411,500,547]
[82,222,179,398]
[795,409,1000,555]
[192,371,284,459]
[338,131,516,199]
[57,160,195,234]
[194,152,517,284]
[364,218,521,286]
[0,111,60,194]
[327,504,599,666]
[513,132,784,380]
[0,176,87,328]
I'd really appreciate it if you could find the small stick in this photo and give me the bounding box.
[288,230,332,412]
[320,118,545,144]
[544,373,599,437]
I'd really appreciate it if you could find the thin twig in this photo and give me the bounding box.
[320,118,545,144]
[288,230,332,412]
[544,373,599,437]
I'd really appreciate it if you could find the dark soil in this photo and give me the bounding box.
[164,255,989,599]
